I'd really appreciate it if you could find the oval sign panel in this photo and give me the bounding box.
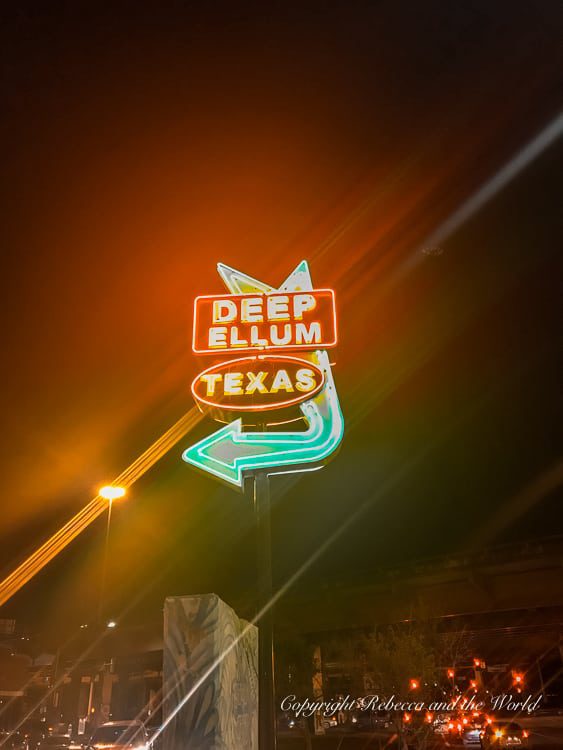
[191,355,325,413]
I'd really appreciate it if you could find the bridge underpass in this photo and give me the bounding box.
[277,536,563,635]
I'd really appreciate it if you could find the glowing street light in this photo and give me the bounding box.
[447,669,455,679]
[409,678,419,690]
[106,620,117,629]
[99,486,126,502]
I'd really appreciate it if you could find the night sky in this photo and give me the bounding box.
[1,1,562,640]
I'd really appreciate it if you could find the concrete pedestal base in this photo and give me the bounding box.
[163,594,258,750]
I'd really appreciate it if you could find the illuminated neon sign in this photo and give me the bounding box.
[183,261,343,488]
[191,354,325,414]
[192,289,337,354]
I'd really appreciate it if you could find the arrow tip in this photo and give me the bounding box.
[280,260,312,292]
[182,419,244,488]
[216,262,273,294]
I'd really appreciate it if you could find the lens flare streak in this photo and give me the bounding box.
[0,408,202,608]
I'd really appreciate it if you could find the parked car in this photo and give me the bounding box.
[37,735,83,750]
[480,722,529,749]
[436,713,489,748]
[462,724,482,746]
[88,722,150,750]
[321,714,338,730]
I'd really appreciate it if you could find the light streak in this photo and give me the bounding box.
[426,113,563,242]
[402,112,563,276]
[0,407,202,608]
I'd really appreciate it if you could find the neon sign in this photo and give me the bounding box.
[192,289,336,354]
[183,261,343,487]
[191,355,325,414]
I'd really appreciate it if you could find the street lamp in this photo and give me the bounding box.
[99,486,126,501]
[97,486,126,622]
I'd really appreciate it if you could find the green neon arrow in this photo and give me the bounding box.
[183,260,344,487]
[182,388,343,486]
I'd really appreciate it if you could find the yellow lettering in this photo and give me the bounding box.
[267,295,290,320]
[295,322,321,345]
[270,369,294,393]
[200,373,222,396]
[293,294,316,320]
[224,372,244,395]
[245,371,268,394]
[208,326,227,348]
[295,368,316,392]
[230,327,248,347]
[241,297,263,323]
[212,299,237,323]
[270,323,292,346]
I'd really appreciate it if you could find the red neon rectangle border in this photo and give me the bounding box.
[192,288,337,354]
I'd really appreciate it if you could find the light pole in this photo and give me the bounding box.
[97,486,126,623]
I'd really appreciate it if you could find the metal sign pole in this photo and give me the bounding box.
[253,469,277,750]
